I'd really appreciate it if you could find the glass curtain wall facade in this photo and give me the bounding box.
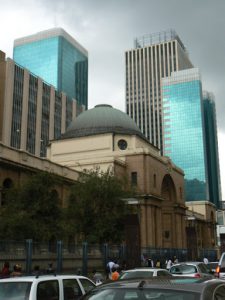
[162,68,209,202]
[125,29,193,153]
[13,28,88,108]
[203,92,222,208]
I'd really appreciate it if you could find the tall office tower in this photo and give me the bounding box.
[162,68,221,208]
[13,28,88,108]
[0,51,84,157]
[125,29,193,152]
[203,92,222,208]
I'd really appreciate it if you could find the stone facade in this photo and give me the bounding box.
[47,129,187,249]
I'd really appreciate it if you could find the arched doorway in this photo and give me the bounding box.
[161,174,177,203]
[161,175,177,248]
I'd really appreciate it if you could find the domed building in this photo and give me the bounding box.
[47,104,187,250]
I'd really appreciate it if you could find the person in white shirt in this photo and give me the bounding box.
[166,259,172,270]
[203,257,209,264]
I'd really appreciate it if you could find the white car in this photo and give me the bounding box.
[0,274,96,299]
[169,262,214,279]
[119,267,172,280]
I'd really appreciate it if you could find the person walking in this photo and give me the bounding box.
[203,257,209,264]
[1,261,10,278]
[11,264,22,277]
[166,259,172,270]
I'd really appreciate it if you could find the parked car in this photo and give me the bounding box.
[216,252,225,279]
[81,277,225,300]
[169,262,214,279]
[0,274,96,299]
[119,267,172,280]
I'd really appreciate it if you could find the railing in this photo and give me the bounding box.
[0,240,218,276]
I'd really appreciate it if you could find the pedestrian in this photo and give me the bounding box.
[11,264,22,277]
[203,257,209,264]
[92,269,103,285]
[173,256,178,264]
[156,259,161,268]
[147,258,154,267]
[141,253,146,266]
[166,259,172,270]
[46,263,54,274]
[111,267,119,281]
[106,259,115,279]
[1,261,10,278]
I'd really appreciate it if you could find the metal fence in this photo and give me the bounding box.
[0,240,218,276]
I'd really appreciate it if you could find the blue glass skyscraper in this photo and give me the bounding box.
[13,28,88,108]
[162,68,221,208]
[162,68,208,202]
[203,92,222,208]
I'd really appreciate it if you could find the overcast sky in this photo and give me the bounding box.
[1,0,224,198]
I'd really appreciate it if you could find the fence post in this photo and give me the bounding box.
[25,239,33,275]
[82,242,88,276]
[56,240,63,274]
[103,243,108,270]
[120,243,126,263]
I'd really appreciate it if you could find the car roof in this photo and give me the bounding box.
[0,274,89,283]
[122,268,167,272]
[171,261,203,266]
[96,278,225,293]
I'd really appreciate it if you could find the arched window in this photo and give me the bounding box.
[153,174,156,188]
[1,178,13,206]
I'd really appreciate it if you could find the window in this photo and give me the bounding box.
[153,174,157,188]
[131,172,137,186]
[79,278,96,293]
[63,279,83,299]
[37,280,59,300]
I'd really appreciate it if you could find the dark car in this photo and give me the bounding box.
[81,278,225,300]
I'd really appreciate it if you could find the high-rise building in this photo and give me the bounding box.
[0,50,84,157]
[125,29,193,152]
[162,68,221,208]
[203,92,222,208]
[13,28,88,108]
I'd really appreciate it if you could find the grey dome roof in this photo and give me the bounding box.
[61,104,146,140]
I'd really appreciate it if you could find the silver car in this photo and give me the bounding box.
[170,262,214,279]
[119,267,172,280]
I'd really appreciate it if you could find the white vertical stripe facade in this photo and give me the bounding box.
[1,59,82,157]
[35,78,43,156]
[126,38,192,152]
[2,59,14,145]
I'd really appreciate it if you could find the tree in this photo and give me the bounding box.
[66,168,132,244]
[0,171,65,241]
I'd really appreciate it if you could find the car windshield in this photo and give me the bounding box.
[0,282,32,299]
[120,271,154,279]
[170,265,197,274]
[197,263,210,273]
[83,288,199,300]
